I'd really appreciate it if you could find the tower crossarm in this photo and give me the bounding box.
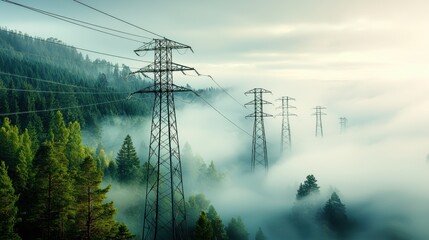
[128,84,193,97]
[245,112,273,118]
[245,99,272,106]
[132,63,196,74]
[245,88,272,95]
[134,38,193,54]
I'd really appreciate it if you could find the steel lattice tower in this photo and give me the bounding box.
[132,38,196,240]
[339,117,347,134]
[245,88,272,171]
[313,106,326,137]
[277,96,296,154]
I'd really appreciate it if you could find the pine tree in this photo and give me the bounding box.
[75,155,118,240]
[15,129,33,194]
[255,227,266,240]
[65,121,84,170]
[116,135,140,184]
[0,161,21,240]
[226,217,249,240]
[0,117,21,186]
[26,142,74,239]
[320,192,349,236]
[112,223,134,240]
[296,174,320,200]
[49,111,69,147]
[207,205,228,240]
[195,211,213,240]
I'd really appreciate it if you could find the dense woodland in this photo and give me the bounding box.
[0,28,356,239]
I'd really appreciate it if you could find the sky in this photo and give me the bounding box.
[2,1,429,238]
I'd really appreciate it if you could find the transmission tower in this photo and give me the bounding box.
[312,106,326,137]
[131,38,196,240]
[339,117,347,134]
[277,96,296,154]
[245,88,272,172]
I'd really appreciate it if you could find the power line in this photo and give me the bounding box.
[0,47,142,70]
[0,86,130,95]
[182,72,248,111]
[3,27,151,63]
[0,98,127,117]
[0,71,101,91]
[194,92,252,138]
[2,0,147,43]
[73,0,164,38]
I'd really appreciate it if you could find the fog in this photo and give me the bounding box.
[91,78,429,239]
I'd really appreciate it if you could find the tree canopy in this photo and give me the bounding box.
[115,135,140,184]
[296,174,320,200]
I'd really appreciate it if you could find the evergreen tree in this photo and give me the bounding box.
[74,155,118,240]
[187,194,211,239]
[105,160,117,181]
[0,117,21,185]
[112,223,134,240]
[26,142,74,239]
[226,217,249,240]
[296,174,320,200]
[195,211,213,240]
[255,227,266,240]
[207,205,228,240]
[0,161,21,240]
[15,129,33,194]
[65,121,84,170]
[49,111,69,147]
[199,161,224,187]
[115,135,140,184]
[320,192,349,236]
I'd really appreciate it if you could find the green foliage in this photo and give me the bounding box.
[187,194,211,226]
[49,111,69,146]
[65,121,84,170]
[0,161,21,240]
[320,192,349,236]
[296,174,320,200]
[226,217,249,240]
[0,118,21,180]
[195,211,213,240]
[115,135,140,184]
[198,161,225,186]
[0,118,34,194]
[112,223,134,240]
[255,227,266,240]
[26,141,74,239]
[74,155,119,239]
[207,205,228,240]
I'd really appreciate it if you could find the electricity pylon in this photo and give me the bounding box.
[339,117,347,134]
[131,38,196,240]
[312,106,326,137]
[277,96,296,154]
[245,88,272,172]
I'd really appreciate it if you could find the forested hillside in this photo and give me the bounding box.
[0,28,153,142]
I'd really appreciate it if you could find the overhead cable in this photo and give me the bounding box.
[2,25,151,63]
[0,71,100,91]
[194,92,252,138]
[0,86,130,95]
[0,98,127,117]
[73,0,164,38]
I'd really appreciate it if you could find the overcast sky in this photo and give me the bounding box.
[1,0,429,87]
